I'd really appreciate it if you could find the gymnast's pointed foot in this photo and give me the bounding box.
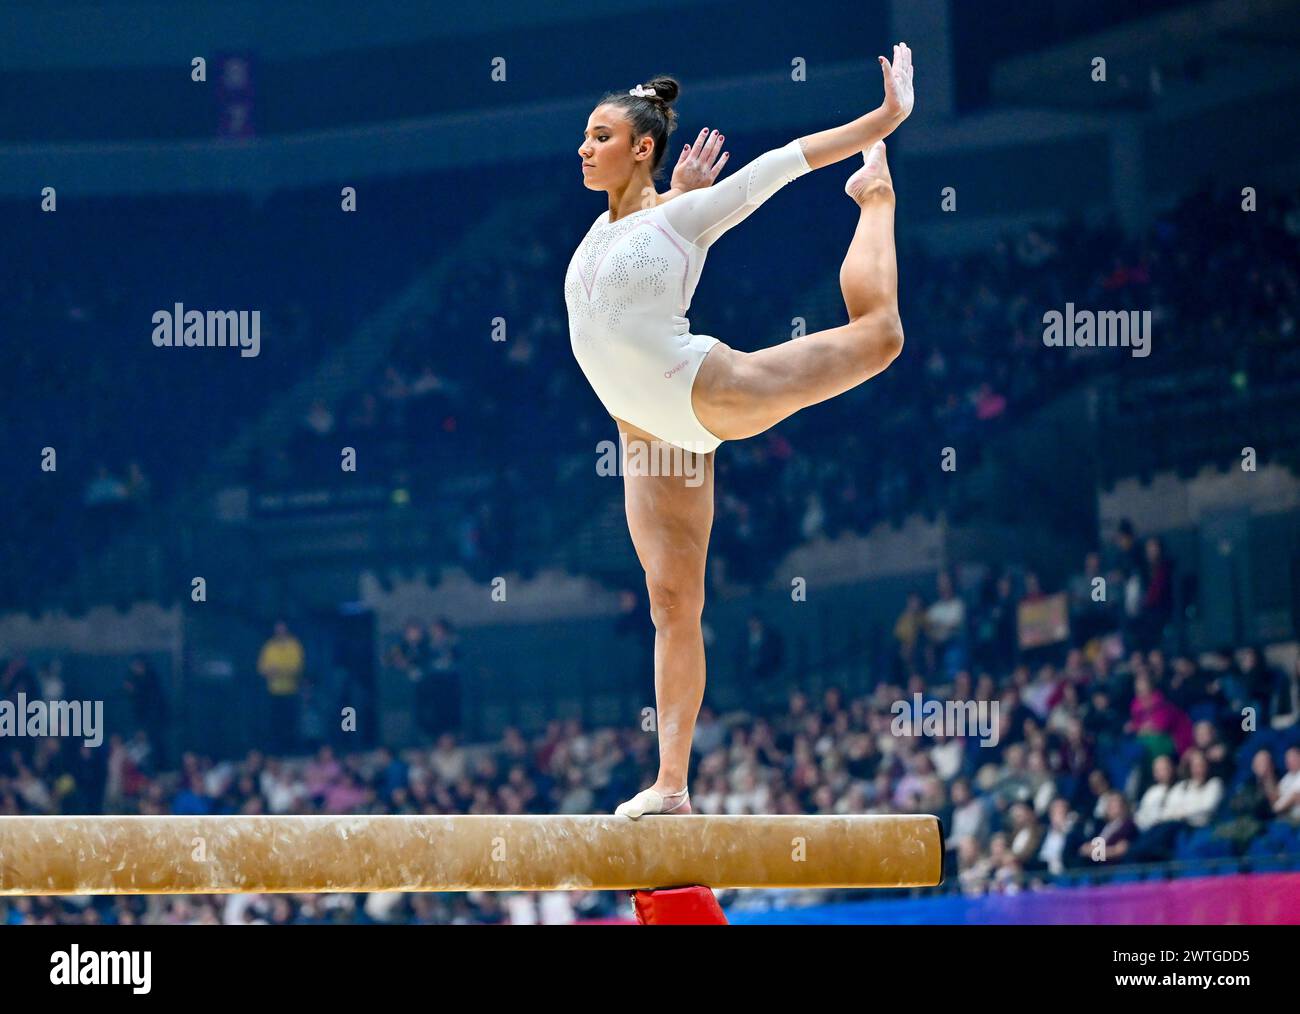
[844,141,893,205]
[615,785,692,819]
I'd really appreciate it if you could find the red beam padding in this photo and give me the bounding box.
[633,885,728,925]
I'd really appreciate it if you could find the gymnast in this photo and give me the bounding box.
[564,45,915,817]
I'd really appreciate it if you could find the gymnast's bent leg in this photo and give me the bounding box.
[691,141,903,441]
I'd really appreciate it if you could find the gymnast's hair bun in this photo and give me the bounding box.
[641,76,680,105]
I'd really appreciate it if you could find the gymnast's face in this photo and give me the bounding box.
[579,104,653,191]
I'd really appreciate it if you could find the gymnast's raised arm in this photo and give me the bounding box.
[662,43,914,249]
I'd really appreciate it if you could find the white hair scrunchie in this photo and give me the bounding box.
[628,84,657,98]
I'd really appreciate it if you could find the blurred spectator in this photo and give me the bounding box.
[414,619,462,738]
[1133,754,1178,832]
[1137,537,1174,650]
[1273,657,1300,730]
[925,572,967,678]
[1069,551,1116,646]
[257,620,304,753]
[1207,749,1280,853]
[613,588,654,691]
[1038,797,1084,875]
[893,591,927,679]
[1126,672,1193,759]
[972,573,1017,674]
[744,613,785,698]
[1276,746,1300,824]
[123,655,168,763]
[1008,801,1044,868]
[1079,791,1137,863]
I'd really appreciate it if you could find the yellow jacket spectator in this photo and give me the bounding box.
[258,621,304,697]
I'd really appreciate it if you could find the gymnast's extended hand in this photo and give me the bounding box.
[797,42,915,171]
[879,41,914,124]
[654,127,730,207]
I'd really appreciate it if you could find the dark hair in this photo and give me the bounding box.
[598,75,680,179]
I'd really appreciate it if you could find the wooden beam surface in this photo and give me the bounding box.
[0,814,943,895]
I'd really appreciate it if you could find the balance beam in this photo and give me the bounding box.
[0,814,942,895]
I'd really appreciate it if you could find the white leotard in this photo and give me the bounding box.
[565,139,812,452]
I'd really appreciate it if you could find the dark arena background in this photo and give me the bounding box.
[1,0,1298,980]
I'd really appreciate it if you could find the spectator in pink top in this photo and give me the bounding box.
[323,771,370,814]
[1127,672,1193,758]
[303,745,342,801]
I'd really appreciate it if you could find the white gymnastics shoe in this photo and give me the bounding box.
[615,785,690,819]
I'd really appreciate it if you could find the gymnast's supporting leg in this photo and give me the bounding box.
[691,141,904,442]
[614,418,713,818]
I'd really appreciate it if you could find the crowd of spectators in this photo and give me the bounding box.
[894,517,1181,692]
[4,563,1299,923]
